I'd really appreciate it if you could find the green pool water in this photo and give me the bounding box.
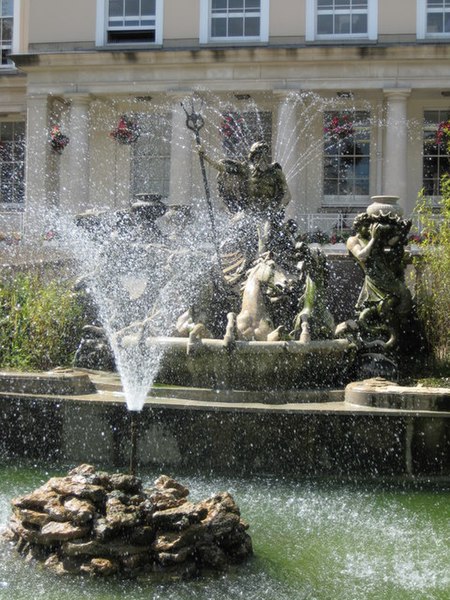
[0,464,448,600]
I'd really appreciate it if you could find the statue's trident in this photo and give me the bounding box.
[181,98,222,271]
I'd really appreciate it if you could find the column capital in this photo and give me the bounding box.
[26,93,50,105]
[383,88,411,101]
[166,89,194,102]
[272,89,296,98]
[66,93,93,107]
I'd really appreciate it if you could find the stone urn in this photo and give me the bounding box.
[367,195,403,217]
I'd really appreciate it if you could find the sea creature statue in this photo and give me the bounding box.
[340,198,415,358]
[234,243,335,342]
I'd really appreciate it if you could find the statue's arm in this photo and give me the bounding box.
[196,145,225,172]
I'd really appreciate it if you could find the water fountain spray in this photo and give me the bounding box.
[129,411,139,476]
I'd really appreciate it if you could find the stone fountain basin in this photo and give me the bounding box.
[153,336,357,391]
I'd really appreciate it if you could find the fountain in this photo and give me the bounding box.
[0,93,449,594]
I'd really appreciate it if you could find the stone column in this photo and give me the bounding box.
[23,94,51,240]
[60,94,91,216]
[382,89,411,211]
[273,91,302,219]
[167,94,193,206]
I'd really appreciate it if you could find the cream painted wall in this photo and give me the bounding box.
[29,0,95,44]
[25,0,422,46]
[379,0,416,35]
[270,0,305,36]
[164,0,199,40]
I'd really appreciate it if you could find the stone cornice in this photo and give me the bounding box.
[10,44,450,97]
[11,43,450,72]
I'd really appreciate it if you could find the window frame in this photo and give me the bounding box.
[422,108,450,200]
[0,118,26,209]
[0,0,16,68]
[306,0,378,42]
[322,109,372,208]
[417,0,450,39]
[131,112,172,201]
[199,0,269,44]
[96,0,163,47]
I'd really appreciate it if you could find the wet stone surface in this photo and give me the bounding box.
[3,464,252,579]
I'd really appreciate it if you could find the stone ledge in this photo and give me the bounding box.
[345,378,450,411]
[0,370,96,396]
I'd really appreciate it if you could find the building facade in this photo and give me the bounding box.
[0,1,449,239]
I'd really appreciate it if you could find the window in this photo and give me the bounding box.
[0,0,13,65]
[0,120,25,205]
[131,113,171,200]
[200,0,269,43]
[96,0,163,46]
[427,0,450,34]
[323,111,371,206]
[306,0,378,41]
[423,110,450,196]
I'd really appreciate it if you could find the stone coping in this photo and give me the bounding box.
[0,369,96,396]
[345,377,450,412]
[0,369,449,418]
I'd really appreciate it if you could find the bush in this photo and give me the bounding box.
[413,177,450,371]
[0,273,84,370]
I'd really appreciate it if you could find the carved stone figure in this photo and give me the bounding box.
[345,201,413,350]
[199,140,291,279]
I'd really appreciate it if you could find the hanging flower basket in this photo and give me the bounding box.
[436,120,450,150]
[324,114,355,141]
[110,115,140,145]
[49,125,69,154]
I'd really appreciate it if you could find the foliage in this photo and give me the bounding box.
[0,273,84,370]
[413,177,450,370]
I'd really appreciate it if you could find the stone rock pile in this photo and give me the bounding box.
[3,464,252,579]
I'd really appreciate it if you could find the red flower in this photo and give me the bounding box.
[436,120,450,147]
[324,114,355,140]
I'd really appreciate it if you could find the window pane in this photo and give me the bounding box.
[142,0,156,15]
[2,17,12,42]
[228,17,243,36]
[244,16,260,36]
[230,0,244,10]
[125,0,139,17]
[1,0,13,16]
[245,0,261,10]
[335,14,350,34]
[211,17,227,36]
[427,13,443,32]
[336,0,351,7]
[212,0,227,10]
[109,0,123,18]
[0,122,12,140]
[317,14,333,34]
[352,14,367,34]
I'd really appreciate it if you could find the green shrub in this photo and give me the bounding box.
[413,177,450,372]
[0,273,84,370]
